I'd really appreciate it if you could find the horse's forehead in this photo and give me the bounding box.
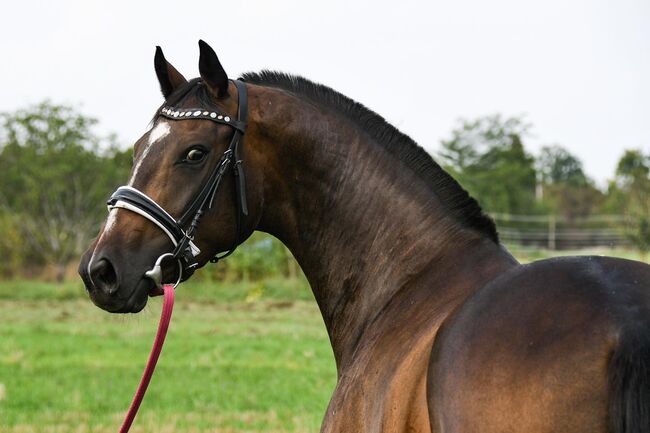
[147,121,171,146]
[129,120,173,186]
[129,117,217,186]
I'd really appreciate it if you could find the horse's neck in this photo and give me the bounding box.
[254,89,517,369]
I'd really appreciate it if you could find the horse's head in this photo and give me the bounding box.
[79,41,265,313]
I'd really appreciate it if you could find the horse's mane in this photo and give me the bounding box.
[240,70,498,243]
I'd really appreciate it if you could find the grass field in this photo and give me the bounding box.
[1,247,647,432]
[0,279,336,433]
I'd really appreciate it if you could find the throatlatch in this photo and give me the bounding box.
[107,79,249,288]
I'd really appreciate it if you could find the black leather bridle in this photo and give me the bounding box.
[106,79,249,288]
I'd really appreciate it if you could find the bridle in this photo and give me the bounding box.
[107,79,249,289]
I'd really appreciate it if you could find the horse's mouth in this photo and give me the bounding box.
[89,277,153,314]
[125,279,153,312]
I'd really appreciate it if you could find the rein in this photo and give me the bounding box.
[119,285,174,433]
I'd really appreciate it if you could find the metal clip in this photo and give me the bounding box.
[144,253,183,289]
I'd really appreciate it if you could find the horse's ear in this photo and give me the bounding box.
[198,40,229,98]
[154,46,187,99]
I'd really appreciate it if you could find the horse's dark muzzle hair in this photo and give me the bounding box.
[78,243,164,313]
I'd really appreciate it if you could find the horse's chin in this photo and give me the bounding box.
[89,277,153,314]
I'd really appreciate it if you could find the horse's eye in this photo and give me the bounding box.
[185,148,206,163]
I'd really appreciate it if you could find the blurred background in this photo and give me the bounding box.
[1,0,648,432]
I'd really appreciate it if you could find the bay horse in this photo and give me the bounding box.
[79,41,650,433]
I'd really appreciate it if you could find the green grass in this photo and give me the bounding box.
[0,282,336,432]
[0,276,315,303]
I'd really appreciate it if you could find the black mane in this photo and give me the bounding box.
[240,70,498,243]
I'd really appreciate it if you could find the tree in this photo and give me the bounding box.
[615,149,650,186]
[439,114,537,214]
[536,145,602,221]
[608,150,650,256]
[0,102,130,280]
[537,145,588,186]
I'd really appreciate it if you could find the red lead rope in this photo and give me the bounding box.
[119,284,175,433]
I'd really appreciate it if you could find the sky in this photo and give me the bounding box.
[1,0,648,185]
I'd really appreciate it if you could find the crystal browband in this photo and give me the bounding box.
[158,106,246,132]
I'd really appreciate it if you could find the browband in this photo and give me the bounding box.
[158,107,247,132]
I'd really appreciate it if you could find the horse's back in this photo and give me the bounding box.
[428,256,650,433]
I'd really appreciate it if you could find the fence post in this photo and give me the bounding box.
[548,215,556,250]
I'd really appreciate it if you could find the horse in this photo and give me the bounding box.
[79,41,650,433]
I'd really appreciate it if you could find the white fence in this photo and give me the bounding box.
[491,213,632,250]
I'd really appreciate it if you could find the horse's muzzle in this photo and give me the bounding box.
[78,249,153,313]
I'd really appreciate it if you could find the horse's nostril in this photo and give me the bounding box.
[90,258,119,295]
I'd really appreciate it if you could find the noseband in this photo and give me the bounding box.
[107,79,249,288]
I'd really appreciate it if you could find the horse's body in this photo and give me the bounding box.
[430,256,650,433]
[79,43,650,433]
